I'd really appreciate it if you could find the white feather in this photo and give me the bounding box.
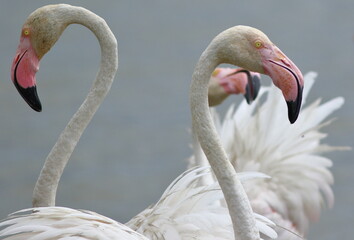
[0,207,148,240]
[188,71,349,238]
[127,166,277,239]
[0,167,277,240]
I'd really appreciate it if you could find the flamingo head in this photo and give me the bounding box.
[11,5,67,112]
[212,68,261,105]
[214,26,304,123]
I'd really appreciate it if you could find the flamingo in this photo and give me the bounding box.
[208,67,261,106]
[189,71,348,239]
[185,24,302,239]
[2,4,149,240]
[0,4,304,240]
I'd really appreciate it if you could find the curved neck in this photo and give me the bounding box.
[32,5,118,207]
[190,44,259,239]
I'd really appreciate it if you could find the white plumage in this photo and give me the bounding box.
[0,167,277,240]
[189,72,348,239]
[0,207,147,240]
[127,167,277,240]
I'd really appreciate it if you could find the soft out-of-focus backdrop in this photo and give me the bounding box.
[0,0,353,239]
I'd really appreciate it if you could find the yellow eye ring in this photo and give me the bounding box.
[212,68,221,77]
[255,41,262,48]
[23,29,30,36]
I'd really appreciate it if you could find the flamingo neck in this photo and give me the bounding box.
[32,5,118,207]
[190,43,259,239]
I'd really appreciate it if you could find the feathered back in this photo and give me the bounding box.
[0,207,148,240]
[196,72,348,235]
[127,166,277,240]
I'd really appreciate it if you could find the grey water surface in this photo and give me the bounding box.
[0,1,353,239]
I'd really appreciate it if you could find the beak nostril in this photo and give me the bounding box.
[14,54,20,64]
[281,59,291,67]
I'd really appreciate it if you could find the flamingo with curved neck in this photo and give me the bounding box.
[11,4,118,208]
[190,25,303,239]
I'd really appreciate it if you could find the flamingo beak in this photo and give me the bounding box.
[261,45,304,123]
[220,69,261,104]
[242,71,261,104]
[11,37,42,112]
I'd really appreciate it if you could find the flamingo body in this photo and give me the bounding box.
[0,167,276,240]
[127,167,277,240]
[0,207,148,240]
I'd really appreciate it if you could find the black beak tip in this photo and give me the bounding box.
[244,74,261,105]
[286,100,299,124]
[31,101,42,112]
[15,84,42,112]
[286,87,303,124]
[244,90,252,104]
[252,75,261,101]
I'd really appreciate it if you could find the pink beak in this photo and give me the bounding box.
[11,36,41,112]
[233,69,261,104]
[261,44,304,123]
[217,68,261,104]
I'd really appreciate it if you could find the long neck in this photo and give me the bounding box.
[190,45,259,239]
[32,6,118,207]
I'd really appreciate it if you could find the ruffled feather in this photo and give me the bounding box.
[0,207,148,240]
[127,166,277,240]
[189,72,348,238]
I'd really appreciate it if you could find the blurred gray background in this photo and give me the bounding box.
[0,0,353,239]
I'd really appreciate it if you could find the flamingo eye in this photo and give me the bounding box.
[212,68,221,77]
[23,29,30,36]
[254,41,263,48]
